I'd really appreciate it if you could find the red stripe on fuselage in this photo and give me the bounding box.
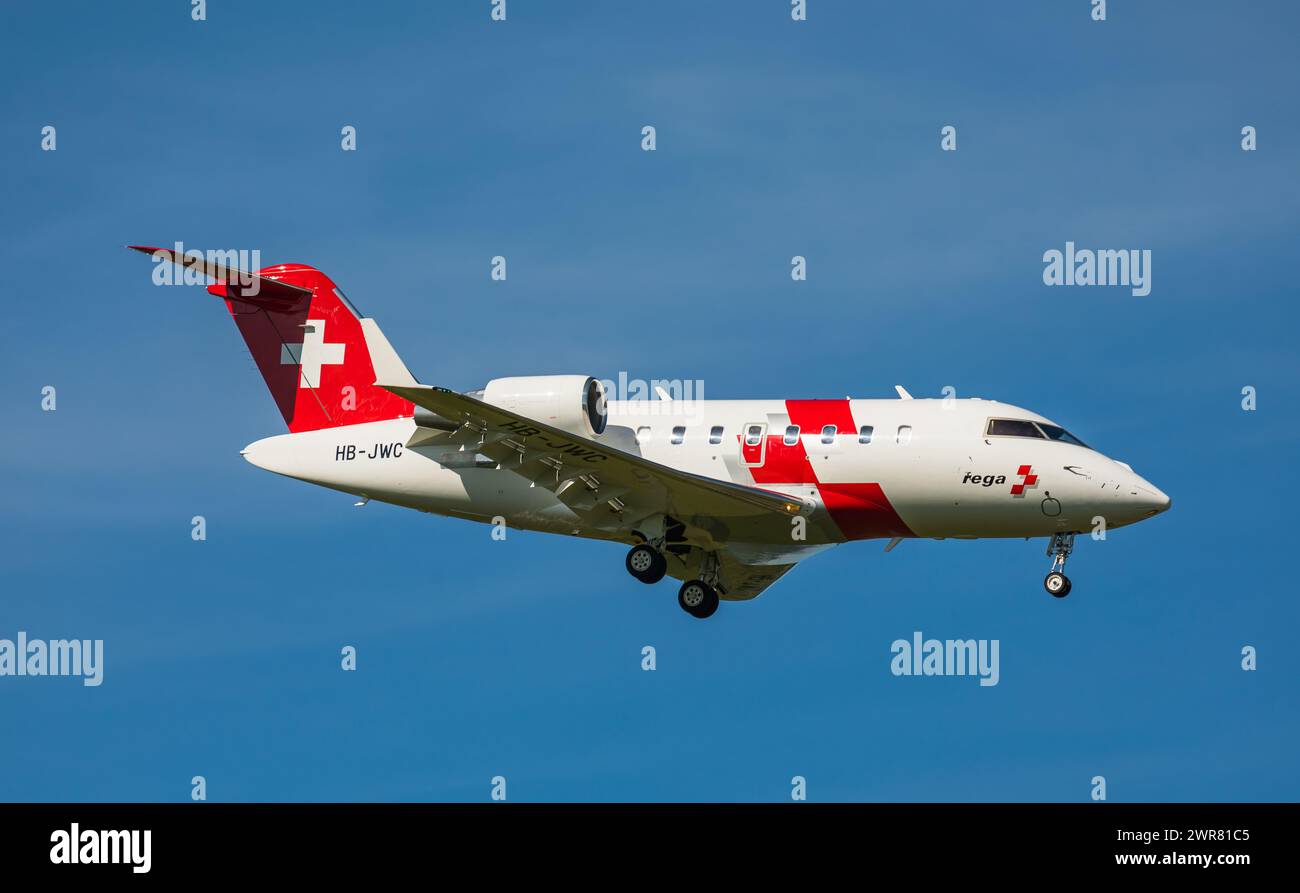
[817,482,914,539]
[749,399,915,540]
[785,399,858,435]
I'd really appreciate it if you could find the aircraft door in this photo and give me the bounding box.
[740,422,767,467]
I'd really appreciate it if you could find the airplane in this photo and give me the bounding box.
[130,246,1172,619]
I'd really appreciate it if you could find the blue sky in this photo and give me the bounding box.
[2,0,1297,801]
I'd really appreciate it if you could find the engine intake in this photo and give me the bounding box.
[480,375,607,438]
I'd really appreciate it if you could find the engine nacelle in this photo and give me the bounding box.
[480,375,607,438]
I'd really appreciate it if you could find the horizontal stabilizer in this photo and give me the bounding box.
[127,245,312,309]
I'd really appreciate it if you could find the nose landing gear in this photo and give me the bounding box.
[1044,533,1074,598]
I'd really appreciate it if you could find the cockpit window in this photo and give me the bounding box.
[986,417,1090,448]
[986,418,1045,439]
[1037,423,1089,448]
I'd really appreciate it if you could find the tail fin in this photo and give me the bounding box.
[130,246,416,433]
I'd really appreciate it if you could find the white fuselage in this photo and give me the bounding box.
[242,396,1170,547]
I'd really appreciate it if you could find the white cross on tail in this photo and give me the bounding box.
[280,320,345,388]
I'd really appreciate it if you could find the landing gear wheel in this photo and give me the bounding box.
[678,580,719,619]
[626,545,667,584]
[1044,572,1071,598]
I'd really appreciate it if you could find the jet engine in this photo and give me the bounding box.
[479,375,608,438]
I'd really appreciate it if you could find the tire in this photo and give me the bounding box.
[1044,572,1071,598]
[626,545,666,584]
[678,580,719,618]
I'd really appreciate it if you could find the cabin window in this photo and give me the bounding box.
[986,418,1046,439]
[671,425,686,445]
[783,425,800,445]
[744,425,764,447]
[821,425,837,444]
[636,426,652,444]
[896,425,912,445]
[858,425,874,444]
[709,425,724,445]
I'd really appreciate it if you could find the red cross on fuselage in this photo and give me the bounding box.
[1010,465,1038,496]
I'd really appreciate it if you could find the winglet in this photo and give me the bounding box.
[894,385,913,400]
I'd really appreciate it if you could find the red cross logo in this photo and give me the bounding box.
[1010,464,1038,496]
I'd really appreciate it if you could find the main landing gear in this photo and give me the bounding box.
[625,543,667,584]
[1044,532,1074,598]
[677,579,719,619]
[676,549,721,619]
[624,541,721,619]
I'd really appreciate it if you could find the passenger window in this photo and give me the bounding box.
[783,425,800,445]
[821,425,837,444]
[858,425,873,444]
[744,425,763,447]
[896,425,912,445]
[709,425,724,445]
[671,425,685,445]
[636,426,652,444]
[986,418,1046,439]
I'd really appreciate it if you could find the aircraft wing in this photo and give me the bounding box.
[382,384,809,554]
[696,552,798,601]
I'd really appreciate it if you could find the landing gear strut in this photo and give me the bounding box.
[1044,533,1074,598]
[625,544,667,584]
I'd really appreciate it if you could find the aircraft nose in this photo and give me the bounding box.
[1134,479,1171,516]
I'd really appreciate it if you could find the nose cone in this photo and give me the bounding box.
[1134,478,1172,517]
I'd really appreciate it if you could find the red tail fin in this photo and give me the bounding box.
[128,245,414,433]
[212,263,414,432]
